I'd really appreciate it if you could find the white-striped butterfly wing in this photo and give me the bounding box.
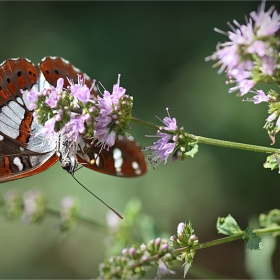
[0,58,58,183]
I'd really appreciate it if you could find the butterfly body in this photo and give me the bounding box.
[0,57,147,182]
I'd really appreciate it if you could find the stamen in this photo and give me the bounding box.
[117,74,121,86]
[213,27,227,36]
[166,107,171,118]
[227,21,237,31]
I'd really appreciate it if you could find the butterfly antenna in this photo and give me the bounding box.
[70,174,123,219]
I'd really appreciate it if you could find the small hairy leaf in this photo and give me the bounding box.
[243,228,263,250]
[216,214,242,235]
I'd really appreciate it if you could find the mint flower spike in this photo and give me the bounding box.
[26,72,134,151]
[21,189,46,225]
[92,74,133,150]
[25,74,96,143]
[144,108,180,169]
[59,196,78,232]
[206,0,280,96]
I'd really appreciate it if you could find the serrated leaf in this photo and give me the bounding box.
[216,215,242,235]
[245,234,277,279]
[243,228,263,250]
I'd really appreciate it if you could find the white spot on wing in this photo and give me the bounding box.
[94,153,100,166]
[132,161,141,175]
[113,148,123,172]
[132,161,139,170]
[127,135,134,141]
[13,157,23,171]
[0,135,3,141]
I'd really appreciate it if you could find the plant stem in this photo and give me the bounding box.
[46,208,108,231]
[131,116,280,154]
[174,226,280,254]
[194,135,279,154]
[131,116,160,130]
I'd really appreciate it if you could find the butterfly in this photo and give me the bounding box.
[0,57,147,183]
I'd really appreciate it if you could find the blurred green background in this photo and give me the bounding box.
[0,1,280,278]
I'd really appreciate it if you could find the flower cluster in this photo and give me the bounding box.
[170,218,199,275]
[1,189,80,232]
[21,189,47,224]
[3,189,47,224]
[245,88,280,143]
[99,238,175,279]
[206,1,280,96]
[25,74,133,150]
[3,189,46,223]
[59,196,79,232]
[144,108,198,168]
[3,189,23,219]
[261,89,280,143]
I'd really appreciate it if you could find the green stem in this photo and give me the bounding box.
[174,226,280,254]
[194,135,279,154]
[131,116,280,154]
[46,208,108,231]
[131,116,160,130]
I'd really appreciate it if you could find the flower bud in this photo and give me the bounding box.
[177,222,185,236]
[170,235,176,242]
[155,237,161,245]
[140,244,147,251]
[129,247,136,256]
[161,243,169,251]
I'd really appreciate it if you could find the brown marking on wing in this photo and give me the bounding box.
[0,153,59,183]
[0,58,39,107]
[39,56,97,97]
[16,111,32,143]
[77,137,147,177]
[0,156,13,176]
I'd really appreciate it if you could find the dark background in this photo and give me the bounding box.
[0,1,279,278]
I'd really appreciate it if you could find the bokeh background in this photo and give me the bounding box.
[0,1,280,278]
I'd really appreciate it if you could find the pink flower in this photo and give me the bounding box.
[177,222,185,236]
[250,1,280,36]
[39,118,56,140]
[207,1,280,96]
[145,109,178,167]
[45,88,58,108]
[228,22,254,45]
[62,116,85,143]
[94,74,127,148]
[247,40,266,57]
[26,90,38,103]
[261,56,275,76]
[216,45,239,71]
[252,90,270,104]
[68,75,91,103]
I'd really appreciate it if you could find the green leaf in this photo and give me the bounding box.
[183,261,192,278]
[185,144,198,158]
[259,209,280,235]
[245,234,277,279]
[243,228,263,250]
[216,214,242,235]
[263,154,280,171]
